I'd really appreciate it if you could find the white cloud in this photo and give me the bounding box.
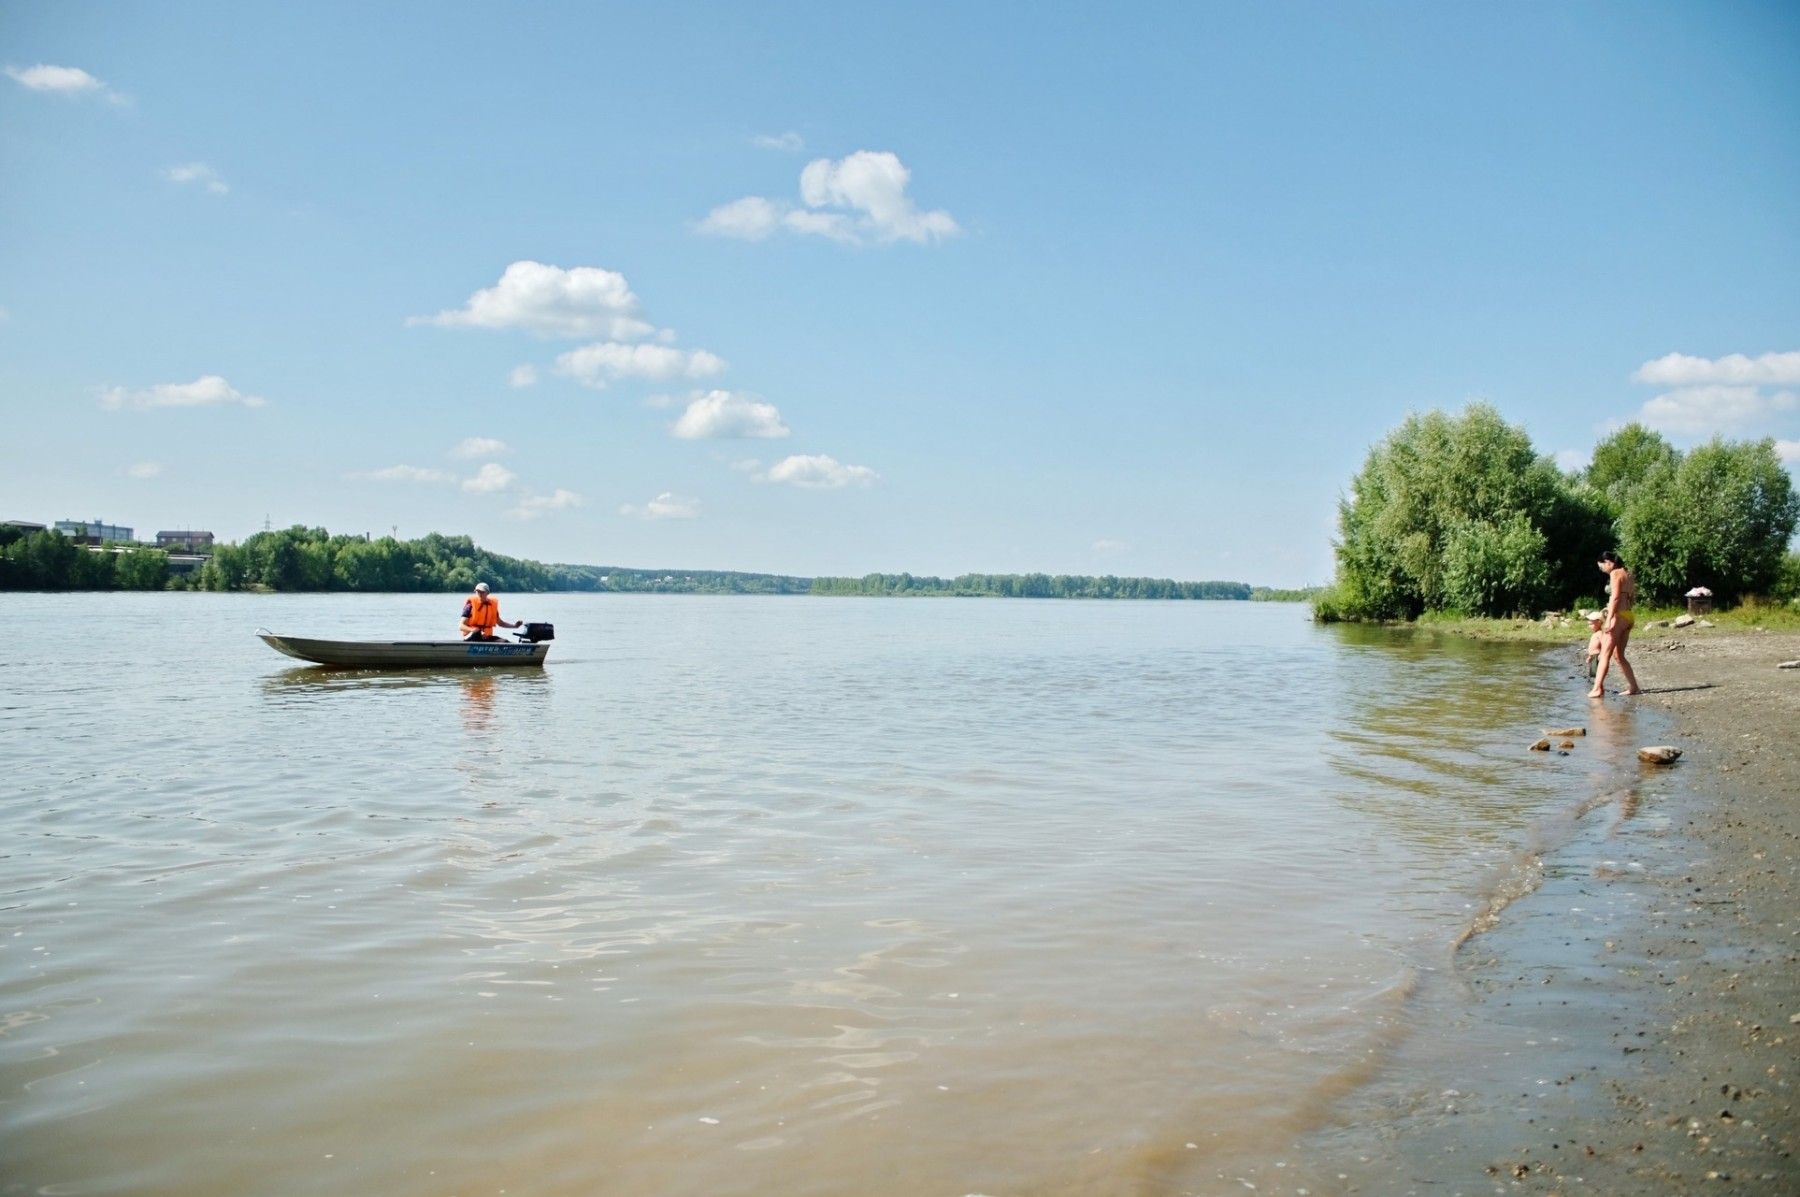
[364,464,453,483]
[697,150,960,247]
[1632,351,1800,388]
[696,195,784,240]
[6,63,126,103]
[1776,440,1800,467]
[450,437,508,460]
[508,364,539,388]
[620,492,702,520]
[412,261,657,340]
[670,390,790,439]
[510,489,583,520]
[1553,448,1590,473]
[123,461,162,480]
[752,131,804,152]
[164,162,228,195]
[761,453,879,489]
[1092,538,1130,555]
[1637,385,1797,436]
[461,462,516,493]
[554,342,727,389]
[100,375,267,411]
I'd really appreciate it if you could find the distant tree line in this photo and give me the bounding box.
[1317,404,1800,621]
[0,528,172,590]
[192,527,814,593]
[810,572,1253,600]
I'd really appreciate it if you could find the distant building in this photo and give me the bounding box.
[156,530,215,552]
[55,519,134,544]
[2,519,47,535]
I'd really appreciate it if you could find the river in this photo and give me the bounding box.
[0,593,1657,1195]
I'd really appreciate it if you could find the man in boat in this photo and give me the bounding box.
[460,582,521,641]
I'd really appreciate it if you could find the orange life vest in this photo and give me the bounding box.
[463,592,500,634]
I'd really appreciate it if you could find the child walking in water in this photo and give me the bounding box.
[1589,550,1642,698]
[1582,609,1605,681]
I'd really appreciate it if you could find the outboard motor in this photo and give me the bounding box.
[516,621,556,643]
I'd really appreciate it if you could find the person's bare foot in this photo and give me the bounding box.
[1587,689,1605,699]
[1623,688,1643,696]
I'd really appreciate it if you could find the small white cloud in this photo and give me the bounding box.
[670,390,790,439]
[554,342,726,390]
[620,492,701,520]
[100,375,266,411]
[1632,351,1800,388]
[462,462,516,493]
[696,195,784,241]
[123,461,162,480]
[1637,385,1797,436]
[752,131,804,152]
[697,150,959,247]
[510,488,583,520]
[412,261,658,340]
[1776,439,1800,467]
[6,63,126,103]
[1553,448,1589,473]
[164,162,228,195]
[508,364,539,388]
[761,453,879,489]
[1092,538,1130,555]
[449,437,509,460]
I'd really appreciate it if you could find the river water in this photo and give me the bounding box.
[0,594,1657,1195]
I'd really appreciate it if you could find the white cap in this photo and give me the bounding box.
[475,582,490,593]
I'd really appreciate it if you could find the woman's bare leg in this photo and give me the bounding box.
[1613,627,1641,695]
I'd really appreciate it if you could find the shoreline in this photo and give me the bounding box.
[1303,625,1800,1192]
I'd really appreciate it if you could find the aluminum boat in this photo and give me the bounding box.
[256,628,551,668]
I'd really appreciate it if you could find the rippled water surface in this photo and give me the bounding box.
[1,594,1648,1195]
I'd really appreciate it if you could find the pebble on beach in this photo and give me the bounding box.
[1637,745,1682,764]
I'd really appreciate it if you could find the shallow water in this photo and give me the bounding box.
[0,595,1648,1195]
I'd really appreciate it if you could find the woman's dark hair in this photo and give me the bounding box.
[1599,549,1624,567]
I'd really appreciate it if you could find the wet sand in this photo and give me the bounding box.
[1295,626,1800,1194]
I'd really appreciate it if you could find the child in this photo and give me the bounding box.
[1582,610,1605,680]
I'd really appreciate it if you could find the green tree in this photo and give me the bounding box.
[1617,438,1799,603]
[1327,404,1601,619]
[115,548,170,590]
[1582,423,1678,517]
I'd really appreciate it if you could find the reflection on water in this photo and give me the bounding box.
[0,594,1646,1197]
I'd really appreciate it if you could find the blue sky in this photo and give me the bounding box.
[3,1,1796,585]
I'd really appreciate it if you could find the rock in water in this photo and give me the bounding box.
[1530,738,1552,752]
[1544,726,1586,737]
[1637,746,1683,764]
[1559,740,1576,749]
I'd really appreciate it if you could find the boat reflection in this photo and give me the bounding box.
[262,664,552,699]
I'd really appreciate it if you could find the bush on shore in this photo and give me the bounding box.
[1320,406,1799,622]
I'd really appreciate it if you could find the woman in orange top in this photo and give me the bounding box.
[460,582,520,641]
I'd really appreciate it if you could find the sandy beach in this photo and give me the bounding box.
[1298,624,1800,1194]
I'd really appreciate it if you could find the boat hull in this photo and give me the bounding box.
[257,631,549,668]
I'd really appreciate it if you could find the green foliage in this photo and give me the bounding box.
[0,532,171,590]
[1329,404,1599,619]
[1775,552,1800,605]
[1582,424,1678,517]
[1325,407,1800,622]
[1616,438,1800,603]
[1250,585,1325,602]
[809,573,1252,600]
[1439,514,1551,617]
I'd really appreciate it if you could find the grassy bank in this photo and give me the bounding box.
[1343,600,1800,644]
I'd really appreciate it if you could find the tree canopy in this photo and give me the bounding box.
[1319,407,1799,619]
